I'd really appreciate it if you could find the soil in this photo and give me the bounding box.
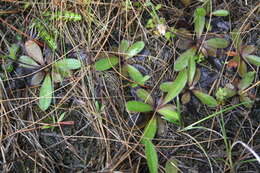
[0,1,259,173]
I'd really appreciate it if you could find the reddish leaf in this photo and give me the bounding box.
[25,40,44,65]
[227,60,238,68]
[226,51,238,57]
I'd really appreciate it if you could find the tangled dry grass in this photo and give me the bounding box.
[0,0,259,172]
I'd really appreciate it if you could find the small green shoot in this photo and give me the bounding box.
[215,71,255,107]
[126,87,182,126]
[95,40,148,87]
[42,112,67,130]
[42,113,65,129]
[95,40,145,71]
[9,44,19,60]
[18,40,81,111]
[32,20,58,50]
[1,44,19,73]
[216,86,236,103]
[230,29,260,77]
[161,67,218,107]
[43,11,82,21]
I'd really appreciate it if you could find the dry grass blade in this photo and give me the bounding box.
[0,0,259,172]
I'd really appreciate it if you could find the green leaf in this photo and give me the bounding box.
[126,101,153,112]
[212,10,229,16]
[136,88,154,105]
[192,90,218,107]
[25,40,44,65]
[241,45,256,56]
[38,28,57,50]
[163,69,188,104]
[216,87,236,102]
[54,58,82,70]
[205,38,229,48]
[44,11,82,21]
[9,44,19,60]
[127,65,144,84]
[5,64,14,72]
[31,72,45,86]
[94,56,119,71]
[165,158,178,173]
[57,112,66,122]
[39,74,53,111]
[245,55,260,66]
[188,57,196,86]
[174,48,196,71]
[238,59,247,77]
[140,75,150,83]
[143,139,158,173]
[160,82,173,92]
[231,29,242,49]
[155,4,162,10]
[53,58,81,78]
[119,40,129,53]
[146,18,155,29]
[19,55,40,68]
[165,31,175,40]
[239,94,253,108]
[157,104,180,124]
[238,71,255,91]
[58,69,71,77]
[126,41,145,59]
[131,75,150,87]
[196,7,206,16]
[194,8,206,38]
[142,117,157,142]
